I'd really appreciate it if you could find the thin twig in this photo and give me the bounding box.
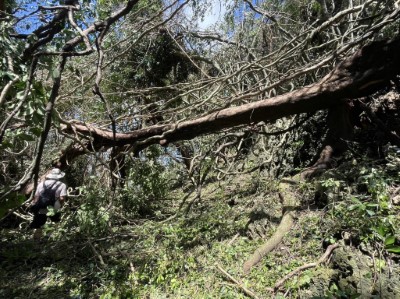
[88,240,106,267]
[273,244,339,291]
[215,263,268,299]
[227,233,240,246]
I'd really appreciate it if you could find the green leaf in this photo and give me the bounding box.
[46,206,56,217]
[17,132,35,141]
[16,90,25,100]
[366,203,378,208]
[17,194,25,204]
[366,209,375,216]
[375,224,388,237]
[26,101,35,115]
[29,127,42,136]
[348,204,360,211]
[35,107,45,116]
[385,236,395,246]
[386,245,400,254]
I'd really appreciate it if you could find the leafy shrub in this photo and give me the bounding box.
[119,150,169,216]
[70,182,112,237]
[77,204,110,236]
[322,160,400,253]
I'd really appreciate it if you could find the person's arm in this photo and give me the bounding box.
[32,182,43,204]
[58,183,68,207]
[33,195,39,203]
[59,195,66,207]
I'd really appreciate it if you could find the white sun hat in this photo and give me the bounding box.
[46,168,65,180]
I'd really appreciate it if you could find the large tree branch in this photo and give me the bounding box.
[61,37,400,152]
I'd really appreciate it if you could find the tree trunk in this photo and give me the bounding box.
[301,101,353,179]
[20,37,400,194]
[60,37,400,155]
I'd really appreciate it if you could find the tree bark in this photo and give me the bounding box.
[110,146,127,190]
[243,180,298,274]
[301,101,354,179]
[60,37,400,156]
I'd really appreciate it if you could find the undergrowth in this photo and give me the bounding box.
[1,149,400,298]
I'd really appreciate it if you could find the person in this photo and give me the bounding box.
[29,168,68,240]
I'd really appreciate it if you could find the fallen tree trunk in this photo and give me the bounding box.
[19,36,400,196]
[60,37,400,153]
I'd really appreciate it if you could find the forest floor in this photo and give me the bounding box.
[1,162,400,298]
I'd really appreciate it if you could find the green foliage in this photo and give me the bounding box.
[77,204,110,236]
[321,158,400,254]
[0,192,25,218]
[0,21,21,71]
[67,181,113,237]
[326,282,361,299]
[119,148,169,216]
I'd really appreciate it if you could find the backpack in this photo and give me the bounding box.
[30,181,57,213]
